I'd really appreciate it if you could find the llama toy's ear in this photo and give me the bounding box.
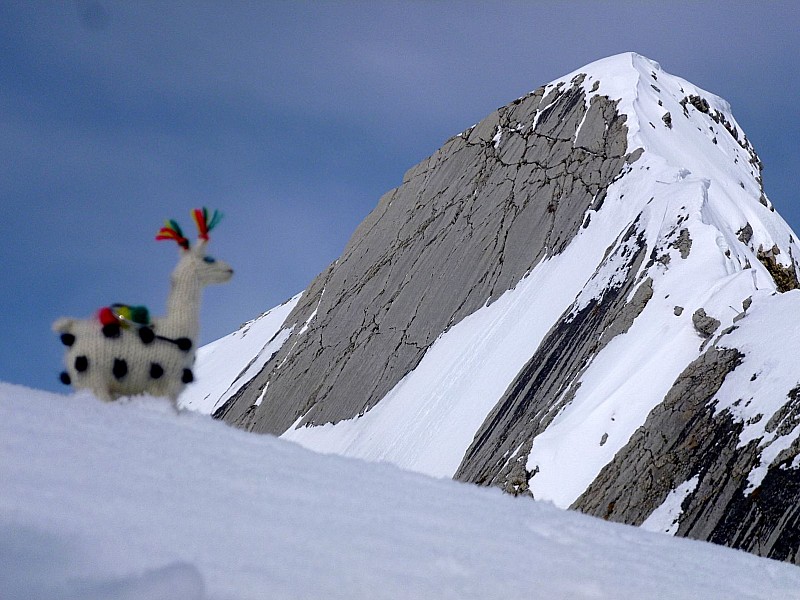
[192,208,223,242]
[156,219,190,250]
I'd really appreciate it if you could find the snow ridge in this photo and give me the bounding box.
[4,383,800,599]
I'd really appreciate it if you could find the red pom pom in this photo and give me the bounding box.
[98,307,118,326]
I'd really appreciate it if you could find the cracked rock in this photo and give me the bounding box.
[670,228,692,259]
[756,245,800,292]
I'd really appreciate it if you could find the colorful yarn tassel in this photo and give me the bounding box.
[192,208,223,241]
[112,304,151,326]
[156,219,189,249]
[97,304,151,327]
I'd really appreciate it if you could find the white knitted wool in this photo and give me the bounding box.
[53,238,233,403]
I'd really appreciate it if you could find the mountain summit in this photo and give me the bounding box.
[185,53,800,564]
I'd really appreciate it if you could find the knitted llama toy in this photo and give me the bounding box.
[53,208,233,403]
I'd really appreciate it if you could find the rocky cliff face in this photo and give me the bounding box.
[185,53,800,566]
[213,73,636,434]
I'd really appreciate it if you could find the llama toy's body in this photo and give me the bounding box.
[54,208,233,404]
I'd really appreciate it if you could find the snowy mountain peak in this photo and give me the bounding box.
[184,54,800,566]
[555,52,767,208]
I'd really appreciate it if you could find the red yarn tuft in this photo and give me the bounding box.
[192,208,209,240]
[98,306,118,326]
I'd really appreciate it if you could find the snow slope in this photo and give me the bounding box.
[3,381,800,600]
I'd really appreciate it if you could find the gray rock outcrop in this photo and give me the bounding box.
[692,308,721,338]
[756,244,800,292]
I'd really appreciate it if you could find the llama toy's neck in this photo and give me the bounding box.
[157,242,233,343]
[152,212,233,347]
[160,264,204,342]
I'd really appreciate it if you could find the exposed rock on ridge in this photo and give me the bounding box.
[757,244,799,292]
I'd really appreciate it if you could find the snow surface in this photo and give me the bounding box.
[4,382,800,600]
[641,476,700,535]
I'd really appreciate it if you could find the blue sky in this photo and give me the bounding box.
[2,1,798,392]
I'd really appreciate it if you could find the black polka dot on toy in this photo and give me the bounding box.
[59,372,71,385]
[75,355,89,372]
[181,368,194,383]
[102,323,121,338]
[139,327,155,344]
[113,358,128,380]
[150,363,164,379]
[60,333,76,346]
[176,338,192,352]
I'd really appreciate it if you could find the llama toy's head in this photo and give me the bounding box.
[171,243,234,287]
[158,208,234,287]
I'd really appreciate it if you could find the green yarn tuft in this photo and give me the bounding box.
[168,219,184,239]
[130,305,150,325]
[206,208,223,232]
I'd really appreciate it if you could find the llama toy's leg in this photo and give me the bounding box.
[93,388,116,403]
